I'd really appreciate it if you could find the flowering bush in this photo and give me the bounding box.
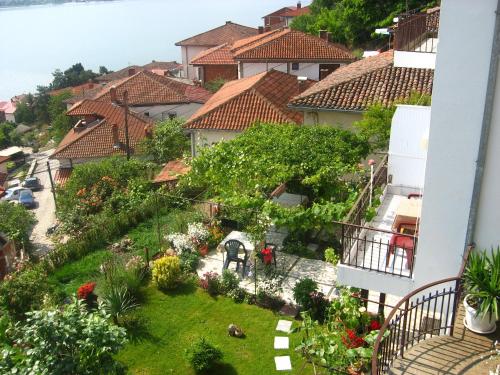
[369,319,382,331]
[256,273,284,310]
[77,282,96,300]
[187,222,209,245]
[199,272,220,296]
[342,329,366,348]
[152,256,181,290]
[165,233,194,254]
[260,247,273,265]
[125,255,146,273]
[207,223,225,248]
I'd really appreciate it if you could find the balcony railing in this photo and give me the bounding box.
[340,223,417,278]
[394,8,440,52]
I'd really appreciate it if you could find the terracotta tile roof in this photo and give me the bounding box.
[0,101,16,114]
[64,85,104,105]
[289,50,434,111]
[153,159,191,184]
[281,5,310,17]
[97,61,181,83]
[185,70,314,131]
[94,71,212,105]
[51,100,153,160]
[175,21,258,47]
[54,168,72,186]
[0,172,7,187]
[0,156,9,164]
[231,28,355,62]
[191,44,236,65]
[49,82,101,97]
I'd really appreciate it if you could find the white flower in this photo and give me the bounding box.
[165,233,193,254]
[359,307,366,313]
[187,222,209,243]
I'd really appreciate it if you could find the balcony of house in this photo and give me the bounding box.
[393,7,440,69]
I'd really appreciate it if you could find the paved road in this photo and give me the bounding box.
[28,149,57,256]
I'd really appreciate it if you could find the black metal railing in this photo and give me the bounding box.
[340,222,417,278]
[394,8,440,53]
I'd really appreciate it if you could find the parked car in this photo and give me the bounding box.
[1,187,29,202]
[18,189,35,209]
[7,179,21,189]
[22,177,42,191]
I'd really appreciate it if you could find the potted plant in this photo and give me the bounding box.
[463,248,499,334]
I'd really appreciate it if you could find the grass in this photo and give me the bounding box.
[116,282,313,375]
[46,206,316,374]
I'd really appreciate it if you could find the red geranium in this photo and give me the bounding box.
[77,282,96,300]
[369,320,382,331]
[342,329,365,348]
[260,247,273,265]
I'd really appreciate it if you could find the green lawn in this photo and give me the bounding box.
[116,283,312,375]
[47,208,315,374]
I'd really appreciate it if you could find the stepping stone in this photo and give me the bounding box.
[275,356,292,371]
[276,319,292,333]
[274,336,289,349]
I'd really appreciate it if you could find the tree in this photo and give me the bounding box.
[0,122,19,148]
[48,91,75,143]
[141,118,189,163]
[14,95,36,124]
[1,299,127,374]
[99,66,111,75]
[0,202,36,248]
[50,63,99,90]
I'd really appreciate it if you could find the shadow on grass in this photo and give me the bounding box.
[160,279,197,296]
[201,362,238,375]
[122,315,161,345]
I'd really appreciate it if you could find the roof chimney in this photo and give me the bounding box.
[258,26,264,34]
[128,67,136,77]
[319,30,328,40]
[111,123,120,148]
[226,21,231,25]
[297,1,301,9]
[110,86,118,103]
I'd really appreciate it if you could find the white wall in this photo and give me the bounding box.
[133,103,203,122]
[413,0,498,288]
[394,51,436,69]
[388,105,430,190]
[181,46,209,80]
[191,129,240,156]
[239,62,344,81]
[303,110,363,129]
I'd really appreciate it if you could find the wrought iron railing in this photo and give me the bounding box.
[340,222,417,278]
[394,8,440,52]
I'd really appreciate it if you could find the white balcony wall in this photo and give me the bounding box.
[388,105,430,190]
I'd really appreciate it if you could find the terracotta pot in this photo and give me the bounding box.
[199,244,209,257]
[463,294,497,334]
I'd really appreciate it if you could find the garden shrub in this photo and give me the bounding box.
[0,299,127,374]
[0,201,36,248]
[77,282,98,308]
[293,278,318,308]
[220,269,239,294]
[324,247,340,265]
[282,231,316,259]
[179,251,200,273]
[227,287,246,303]
[199,271,220,296]
[308,291,329,323]
[185,337,223,372]
[256,274,285,310]
[101,286,139,325]
[152,256,181,290]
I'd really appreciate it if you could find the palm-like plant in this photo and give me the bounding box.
[463,247,500,320]
[101,286,138,324]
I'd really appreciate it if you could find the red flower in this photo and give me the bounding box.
[77,282,96,300]
[369,320,382,331]
[342,329,365,348]
[260,247,273,265]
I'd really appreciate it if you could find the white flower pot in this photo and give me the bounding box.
[463,294,497,334]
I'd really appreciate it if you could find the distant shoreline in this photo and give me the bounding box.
[0,0,115,8]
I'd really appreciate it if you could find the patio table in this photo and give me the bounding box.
[392,198,422,232]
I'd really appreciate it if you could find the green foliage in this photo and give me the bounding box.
[179,250,201,273]
[290,0,439,47]
[185,337,223,372]
[101,286,139,324]
[463,248,500,320]
[220,269,240,294]
[0,122,19,148]
[0,201,36,247]
[293,278,318,308]
[204,78,227,93]
[152,256,181,290]
[14,95,36,124]
[140,118,189,163]
[47,91,75,143]
[1,299,127,374]
[50,63,99,90]
[0,266,57,321]
[324,247,340,265]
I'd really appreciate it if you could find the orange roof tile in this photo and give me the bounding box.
[185,70,314,131]
[232,29,355,62]
[289,50,434,111]
[94,71,212,105]
[175,21,258,47]
[51,100,153,160]
[153,159,191,184]
[54,168,72,186]
[190,44,236,65]
[97,61,181,83]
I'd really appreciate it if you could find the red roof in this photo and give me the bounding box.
[0,172,7,187]
[94,71,212,106]
[51,100,153,160]
[175,21,258,47]
[290,50,434,111]
[0,101,16,115]
[0,155,10,164]
[232,28,355,62]
[185,70,314,131]
[264,4,310,18]
[191,44,237,66]
[97,61,181,83]
[54,168,73,186]
[154,159,191,184]
[49,82,100,97]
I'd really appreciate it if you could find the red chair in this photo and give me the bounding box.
[386,234,415,271]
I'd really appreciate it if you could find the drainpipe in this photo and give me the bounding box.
[464,0,500,253]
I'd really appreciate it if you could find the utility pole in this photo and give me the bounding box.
[46,161,57,208]
[123,90,131,160]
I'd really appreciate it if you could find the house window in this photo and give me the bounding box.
[144,112,150,117]
[319,64,341,80]
[291,62,300,71]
